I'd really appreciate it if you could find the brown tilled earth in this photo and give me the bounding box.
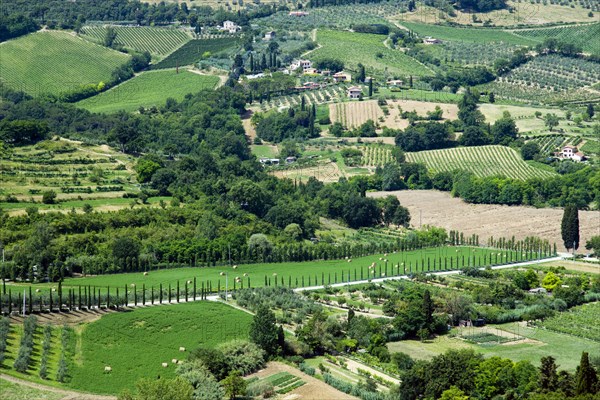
[368,190,599,252]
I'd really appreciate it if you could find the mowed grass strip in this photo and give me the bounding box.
[0,31,130,96]
[406,145,556,180]
[310,30,433,76]
[68,302,252,394]
[400,22,538,46]
[76,69,220,113]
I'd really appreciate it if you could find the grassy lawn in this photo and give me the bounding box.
[251,145,279,158]
[388,323,597,371]
[67,302,251,394]
[77,69,219,114]
[0,31,130,96]
[0,379,63,400]
[310,30,434,77]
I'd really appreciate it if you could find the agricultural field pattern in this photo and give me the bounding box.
[1,1,600,399]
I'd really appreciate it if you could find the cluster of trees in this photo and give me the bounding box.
[452,0,507,11]
[254,102,319,142]
[394,121,455,152]
[396,350,599,400]
[0,13,39,42]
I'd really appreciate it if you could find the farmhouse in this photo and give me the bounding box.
[387,79,404,87]
[423,37,442,45]
[290,59,313,72]
[557,145,585,162]
[289,11,309,16]
[333,71,351,82]
[347,86,362,99]
[264,31,276,40]
[221,21,241,33]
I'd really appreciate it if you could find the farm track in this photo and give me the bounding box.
[0,374,116,400]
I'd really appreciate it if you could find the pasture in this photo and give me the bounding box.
[76,69,220,113]
[80,25,191,60]
[0,31,130,96]
[405,145,556,180]
[0,379,63,400]
[309,30,433,77]
[67,302,251,394]
[7,246,542,306]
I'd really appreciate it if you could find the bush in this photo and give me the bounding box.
[42,190,57,204]
[216,340,265,375]
[246,380,275,398]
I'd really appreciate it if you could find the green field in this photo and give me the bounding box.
[66,302,251,394]
[406,145,556,180]
[251,145,279,158]
[399,22,538,46]
[76,69,220,113]
[310,30,434,77]
[0,31,130,96]
[512,23,600,54]
[7,246,540,300]
[151,37,239,69]
[80,25,191,59]
[388,322,598,371]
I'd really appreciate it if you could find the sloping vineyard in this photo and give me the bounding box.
[529,135,568,154]
[151,37,239,69]
[80,25,191,59]
[406,145,556,180]
[436,42,522,66]
[513,23,600,54]
[487,54,600,104]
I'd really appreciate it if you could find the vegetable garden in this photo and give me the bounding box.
[406,145,557,180]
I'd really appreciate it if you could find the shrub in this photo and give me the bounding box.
[216,340,265,375]
[42,190,57,204]
[246,380,275,398]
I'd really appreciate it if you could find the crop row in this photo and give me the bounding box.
[538,302,600,342]
[151,37,239,69]
[513,23,600,54]
[361,146,393,167]
[80,25,191,57]
[406,145,556,180]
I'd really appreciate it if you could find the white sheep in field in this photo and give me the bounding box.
[178,360,184,365]
[161,363,168,368]
[104,366,112,373]
[186,280,192,284]
[179,347,186,352]
[143,272,149,276]
[347,259,352,263]
[172,359,178,364]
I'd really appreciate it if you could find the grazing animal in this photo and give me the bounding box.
[179,347,186,352]
[104,366,112,373]
[161,363,168,368]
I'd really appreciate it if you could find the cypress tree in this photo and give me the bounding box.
[561,204,580,251]
[575,352,598,395]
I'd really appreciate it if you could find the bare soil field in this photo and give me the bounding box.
[536,260,600,274]
[368,190,599,252]
[393,2,594,26]
[383,99,458,130]
[246,362,357,400]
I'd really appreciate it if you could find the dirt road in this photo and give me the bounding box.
[0,374,116,400]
